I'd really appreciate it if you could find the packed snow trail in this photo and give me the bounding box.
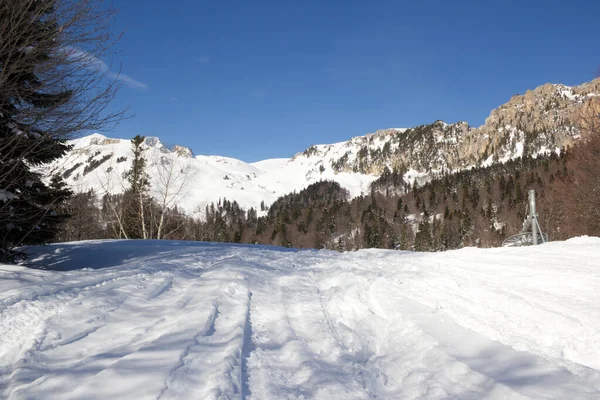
[1,239,600,399]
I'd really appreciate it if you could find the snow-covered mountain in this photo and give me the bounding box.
[46,77,600,214]
[46,133,379,214]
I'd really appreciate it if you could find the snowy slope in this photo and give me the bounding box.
[45,133,379,214]
[2,238,600,399]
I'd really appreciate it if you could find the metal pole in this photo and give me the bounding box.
[529,190,538,245]
[534,218,545,243]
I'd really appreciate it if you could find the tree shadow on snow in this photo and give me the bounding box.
[19,239,299,271]
[446,341,599,399]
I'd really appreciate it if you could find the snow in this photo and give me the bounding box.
[2,238,600,399]
[43,123,553,216]
[250,158,289,172]
[560,88,578,101]
[481,154,495,168]
[493,221,505,230]
[404,169,432,186]
[44,134,380,214]
[514,140,524,158]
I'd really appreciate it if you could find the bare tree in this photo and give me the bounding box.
[151,155,194,239]
[95,162,129,239]
[0,0,126,259]
[0,0,125,135]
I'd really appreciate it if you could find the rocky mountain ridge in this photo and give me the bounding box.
[46,77,600,214]
[295,77,600,179]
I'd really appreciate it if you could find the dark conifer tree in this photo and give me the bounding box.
[414,210,433,251]
[123,135,150,238]
[0,2,73,260]
[0,0,123,260]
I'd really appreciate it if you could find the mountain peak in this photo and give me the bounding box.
[172,145,193,158]
[82,133,107,144]
[142,136,163,148]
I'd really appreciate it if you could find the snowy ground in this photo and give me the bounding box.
[2,238,600,399]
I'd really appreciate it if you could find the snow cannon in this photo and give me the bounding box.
[501,189,548,247]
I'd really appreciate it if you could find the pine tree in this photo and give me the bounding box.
[56,189,104,242]
[0,1,123,260]
[0,3,73,260]
[123,135,150,238]
[414,210,433,251]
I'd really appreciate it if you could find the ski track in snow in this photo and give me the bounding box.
[1,238,600,399]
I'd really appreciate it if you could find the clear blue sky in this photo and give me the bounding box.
[102,0,599,162]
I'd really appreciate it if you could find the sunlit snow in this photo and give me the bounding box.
[45,134,380,215]
[2,238,600,399]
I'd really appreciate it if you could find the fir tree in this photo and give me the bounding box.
[123,135,150,238]
[0,3,73,260]
[414,210,433,251]
[0,1,123,260]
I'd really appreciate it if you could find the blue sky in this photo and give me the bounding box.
[102,0,599,162]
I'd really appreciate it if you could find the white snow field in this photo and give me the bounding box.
[2,238,600,399]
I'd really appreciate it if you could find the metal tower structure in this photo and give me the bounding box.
[502,189,548,247]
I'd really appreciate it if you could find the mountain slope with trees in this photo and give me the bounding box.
[40,74,600,251]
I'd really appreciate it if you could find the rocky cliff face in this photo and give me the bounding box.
[295,77,600,178]
[474,77,600,160]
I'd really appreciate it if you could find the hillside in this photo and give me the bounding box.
[2,238,600,399]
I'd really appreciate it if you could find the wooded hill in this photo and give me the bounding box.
[54,130,600,251]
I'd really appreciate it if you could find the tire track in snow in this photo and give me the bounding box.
[0,293,120,397]
[157,303,220,400]
[315,286,346,351]
[0,270,154,311]
[384,259,598,372]
[255,271,380,399]
[241,292,254,400]
[367,278,600,399]
[2,245,269,398]
[43,274,170,353]
[41,322,107,352]
[315,282,380,399]
[0,270,182,398]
